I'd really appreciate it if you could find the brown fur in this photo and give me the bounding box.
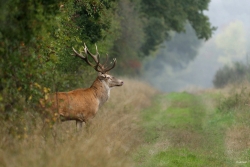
[41,73,123,128]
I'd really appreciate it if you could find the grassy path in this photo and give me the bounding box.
[135,91,250,167]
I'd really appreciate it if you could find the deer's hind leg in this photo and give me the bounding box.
[76,120,83,131]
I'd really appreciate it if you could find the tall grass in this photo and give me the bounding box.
[0,78,157,167]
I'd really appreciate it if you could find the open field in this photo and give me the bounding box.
[1,80,250,166]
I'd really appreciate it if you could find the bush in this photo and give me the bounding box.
[213,61,250,88]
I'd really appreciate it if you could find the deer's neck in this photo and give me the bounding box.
[90,78,110,107]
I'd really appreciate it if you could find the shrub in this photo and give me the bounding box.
[213,61,250,88]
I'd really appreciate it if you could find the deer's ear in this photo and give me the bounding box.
[98,72,106,80]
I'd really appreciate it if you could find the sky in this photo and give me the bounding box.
[144,0,250,92]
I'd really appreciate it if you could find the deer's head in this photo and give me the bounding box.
[72,44,123,88]
[97,72,123,88]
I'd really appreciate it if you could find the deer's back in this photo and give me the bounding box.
[48,88,99,122]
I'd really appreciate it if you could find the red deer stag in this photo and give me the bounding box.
[42,43,123,129]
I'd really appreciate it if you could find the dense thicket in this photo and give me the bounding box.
[0,0,214,123]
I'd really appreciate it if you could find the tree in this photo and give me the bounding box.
[111,0,144,75]
[0,0,63,116]
[140,0,216,55]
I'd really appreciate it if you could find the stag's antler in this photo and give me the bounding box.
[72,43,116,73]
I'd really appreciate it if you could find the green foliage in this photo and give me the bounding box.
[0,0,63,119]
[73,0,116,43]
[140,0,216,55]
[213,61,250,88]
[47,0,119,73]
[111,0,144,75]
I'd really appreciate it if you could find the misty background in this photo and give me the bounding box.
[143,0,250,92]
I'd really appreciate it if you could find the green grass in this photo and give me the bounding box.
[143,148,229,167]
[141,93,205,143]
[136,91,241,167]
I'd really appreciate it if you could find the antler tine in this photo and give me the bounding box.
[72,45,102,72]
[73,43,117,73]
[103,58,117,73]
[72,47,95,67]
[83,43,104,72]
[72,47,84,59]
[94,54,102,72]
[95,44,99,55]
[83,43,100,64]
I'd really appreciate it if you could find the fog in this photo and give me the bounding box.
[143,0,250,92]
